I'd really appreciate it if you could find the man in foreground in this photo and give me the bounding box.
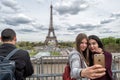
[0,28,34,80]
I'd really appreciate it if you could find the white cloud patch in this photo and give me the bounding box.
[54,0,89,15]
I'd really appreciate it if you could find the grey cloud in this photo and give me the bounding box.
[17,29,37,34]
[36,0,44,4]
[1,0,20,11]
[31,23,60,32]
[74,30,85,34]
[100,31,117,34]
[31,22,52,31]
[0,6,1,10]
[67,25,79,30]
[100,13,120,25]
[36,25,60,31]
[54,0,89,15]
[112,13,120,18]
[54,25,61,30]
[100,18,115,24]
[78,24,98,31]
[33,24,48,31]
[4,15,32,26]
[55,5,81,15]
[99,28,118,34]
[67,24,100,31]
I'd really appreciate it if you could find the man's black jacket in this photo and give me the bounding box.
[0,43,34,80]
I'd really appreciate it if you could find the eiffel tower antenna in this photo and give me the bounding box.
[44,3,58,46]
[51,0,52,4]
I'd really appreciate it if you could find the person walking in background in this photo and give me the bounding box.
[88,35,113,80]
[0,28,34,80]
[69,33,106,80]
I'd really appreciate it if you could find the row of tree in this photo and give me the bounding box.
[101,37,120,52]
[58,37,120,53]
[16,37,120,53]
[0,37,119,56]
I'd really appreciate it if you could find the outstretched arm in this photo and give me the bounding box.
[81,64,106,79]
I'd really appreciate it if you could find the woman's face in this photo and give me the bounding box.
[89,39,99,52]
[79,38,87,51]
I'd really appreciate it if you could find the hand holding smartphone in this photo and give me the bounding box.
[94,54,105,67]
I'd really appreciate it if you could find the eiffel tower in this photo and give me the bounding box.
[44,4,58,46]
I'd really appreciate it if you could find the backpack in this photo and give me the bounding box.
[63,52,88,80]
[0,49,19,80]
[63,63,76,80]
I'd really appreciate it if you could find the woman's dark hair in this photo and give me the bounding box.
[88,35,104,66]
[88,35,104,50]
[1,28,16,42]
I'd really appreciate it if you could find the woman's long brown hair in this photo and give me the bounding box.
[75,33,89,66]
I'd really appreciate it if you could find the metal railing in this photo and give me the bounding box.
[26,56,120,80]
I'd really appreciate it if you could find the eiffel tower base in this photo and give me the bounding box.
[44,36,58,46]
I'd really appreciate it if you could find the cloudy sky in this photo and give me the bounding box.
[0,0,120,42]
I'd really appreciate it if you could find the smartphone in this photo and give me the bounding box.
[94,54,105,67]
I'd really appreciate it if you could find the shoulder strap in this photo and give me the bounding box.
[4,48,19,60]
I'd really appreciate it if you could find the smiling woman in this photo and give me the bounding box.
[88,35,113,80]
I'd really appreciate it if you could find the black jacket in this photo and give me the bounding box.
[0,43,34,80]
